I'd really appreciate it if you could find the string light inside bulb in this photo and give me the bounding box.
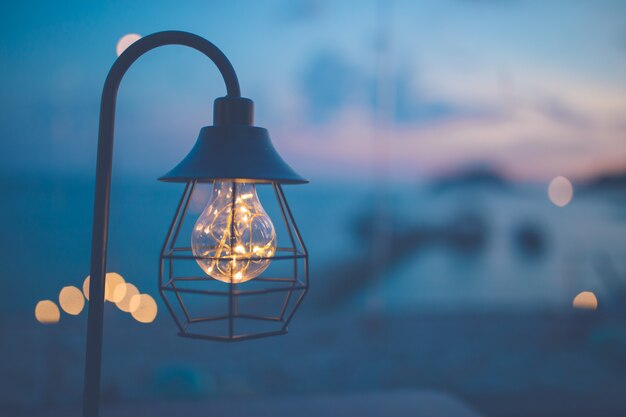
[191,181,276,283]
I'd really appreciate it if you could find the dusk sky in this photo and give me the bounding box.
[4,3,626,415]
[1,0,625,182]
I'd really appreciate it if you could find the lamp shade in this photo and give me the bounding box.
[159,125,307,184]
[159,96,307,184]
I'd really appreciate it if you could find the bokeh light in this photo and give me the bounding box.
[58,286,85,315]
[82,275,90,300]
[35,300,60,324]
[115,283,140,313]
[548,176,574,207]
[105,272,126,302]
[572,291,598,310]
[112,281,128,303]
[129,294,158,323]
[116,33,141,57]
[83,272,127,302]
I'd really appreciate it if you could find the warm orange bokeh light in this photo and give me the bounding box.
[572,291,598,310]
[105,272,126,302]
[58,286,85,315]
[112,282,128,303]
[82,275,90,300]
[83,272,126,302]
[115,283,140,313]
[129,294,158,323]
[35,300,61,324]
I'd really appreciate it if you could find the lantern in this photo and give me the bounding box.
[158,97,309,341]
[82,31,308,417]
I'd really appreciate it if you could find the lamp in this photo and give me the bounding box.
[83,31,308,417]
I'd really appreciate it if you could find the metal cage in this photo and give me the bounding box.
[159,180,308,341]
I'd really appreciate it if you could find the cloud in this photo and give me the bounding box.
[299,51,369,123]
[279,69,626,182]
[278,0,325,23]
[299,50,494,126]
[392,69,495,125]
[534,98,592,129]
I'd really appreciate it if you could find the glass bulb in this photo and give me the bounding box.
[191,181,276,283]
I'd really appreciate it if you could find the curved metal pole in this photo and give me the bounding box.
[84,31,241,417]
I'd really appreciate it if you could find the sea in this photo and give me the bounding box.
[2,175,624,316]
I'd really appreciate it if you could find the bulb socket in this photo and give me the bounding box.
[213,96,254,126]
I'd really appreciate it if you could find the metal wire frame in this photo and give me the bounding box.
[158,180,309,341]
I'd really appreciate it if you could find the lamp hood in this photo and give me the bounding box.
[159,96,307,184]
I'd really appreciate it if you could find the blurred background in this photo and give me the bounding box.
[1,0,626,416]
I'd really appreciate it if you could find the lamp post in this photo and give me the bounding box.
[84,31,308,417]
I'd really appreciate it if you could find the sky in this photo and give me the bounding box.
[1,0,625,183]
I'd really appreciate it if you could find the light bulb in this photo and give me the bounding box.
[191,181,276,283]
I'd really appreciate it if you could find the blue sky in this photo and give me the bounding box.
[1,0,625,182]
